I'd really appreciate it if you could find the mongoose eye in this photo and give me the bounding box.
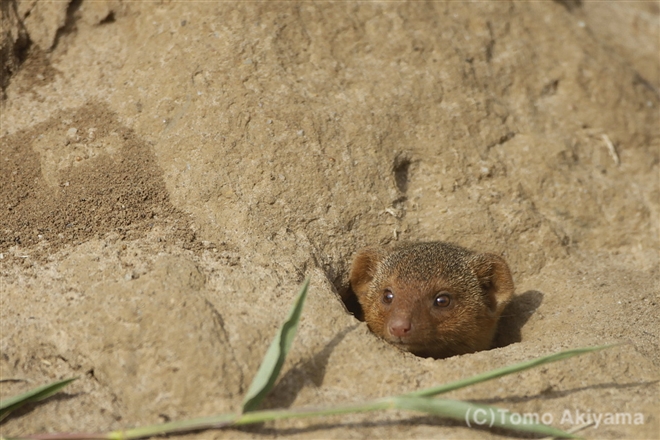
[434,293,451,308]
[382,289,394,304]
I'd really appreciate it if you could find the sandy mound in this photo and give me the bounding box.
[1,2,658,438]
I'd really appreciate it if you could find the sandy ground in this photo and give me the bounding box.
[1,1,658,439]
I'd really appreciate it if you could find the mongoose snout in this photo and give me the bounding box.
[349,241,514,359]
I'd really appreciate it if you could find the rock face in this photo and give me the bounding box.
[1,2,658,438]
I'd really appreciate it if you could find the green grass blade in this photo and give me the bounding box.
[407,344,615,398]
[235,400,392,425]
[19,344,607,439]
[0,377,77,421]
[394,397,577,438]
[241,278,310,413]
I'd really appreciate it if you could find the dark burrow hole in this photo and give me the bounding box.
[99,11,116,25]
[553,0,582,12]
[337,283,365,322]
[393,155,411,193]
[329,266,365,321]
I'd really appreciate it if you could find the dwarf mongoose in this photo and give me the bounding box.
[349,242,514,359]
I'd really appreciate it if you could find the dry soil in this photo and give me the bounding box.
[1,1,658,439]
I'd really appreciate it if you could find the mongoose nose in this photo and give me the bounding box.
[388,316,412,338]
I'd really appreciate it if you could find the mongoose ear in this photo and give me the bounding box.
[470,253,514,317]
[349,247,384,300]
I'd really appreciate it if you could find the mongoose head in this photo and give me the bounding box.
[349,242,514,359]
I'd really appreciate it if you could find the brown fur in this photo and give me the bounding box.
[349,242,514,359]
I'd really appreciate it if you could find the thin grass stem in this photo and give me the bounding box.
[406,344,615,398]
